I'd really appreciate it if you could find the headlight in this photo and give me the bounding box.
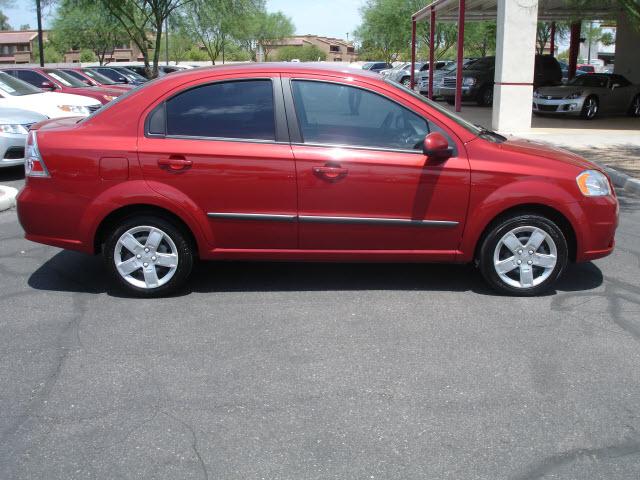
[102,95,115,102]
[57,105,90,115]
[576,170,611,197]
[566,91,583,99]
[0,124,29,134]
[463,77,476,86]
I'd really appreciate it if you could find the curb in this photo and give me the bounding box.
[599,165,640,197]
[0,186,18,212]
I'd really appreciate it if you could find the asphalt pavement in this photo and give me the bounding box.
[1,166,640,479]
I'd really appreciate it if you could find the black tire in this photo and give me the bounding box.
[628,94,640,117]
[401,77,411,86]
[476,86,493,106]
[580,95,599,120]
[445,97,455,105]
[478,213,568,296]
[103,215,194,297]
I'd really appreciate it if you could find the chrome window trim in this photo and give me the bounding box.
[207,212,297,222]
[207,212,458,228]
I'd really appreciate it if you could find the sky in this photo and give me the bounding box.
[1,0,367,41]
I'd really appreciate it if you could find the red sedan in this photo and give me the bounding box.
[17,64,618,297]
[0,67,123,104]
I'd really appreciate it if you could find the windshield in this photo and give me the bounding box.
[0,71,42,96]
[118,68,147,82]
[45,69,88,88]
[385,78,483,136]
[568,75,609,88]
[82,69,118,85]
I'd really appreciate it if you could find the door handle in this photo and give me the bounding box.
[313,165,348,181]
[158,156,192,171]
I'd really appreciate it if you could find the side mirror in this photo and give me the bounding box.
[40,81,56,91]
[612,83,621,90]
[423,132,453,160]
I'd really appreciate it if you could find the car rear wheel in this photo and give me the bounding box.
[478,214,568,296]
[103,216,194,297]
[581,95,599,120]
[401,77,411,86]
[628,94,640,117]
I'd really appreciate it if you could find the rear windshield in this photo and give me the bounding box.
[0,71,41,96]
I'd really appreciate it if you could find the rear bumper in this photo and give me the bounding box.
[17,182,93,253]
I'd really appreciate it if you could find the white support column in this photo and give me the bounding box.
[492,0,539,133]
[614,13,640,84]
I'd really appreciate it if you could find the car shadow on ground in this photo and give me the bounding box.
[27,250,604,298]
[0,166,24,182]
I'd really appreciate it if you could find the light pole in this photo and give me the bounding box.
[165,16,169,65]
[35,0,45,67]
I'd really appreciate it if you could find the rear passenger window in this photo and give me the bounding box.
[165,80,275,141]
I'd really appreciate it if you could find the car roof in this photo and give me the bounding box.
[154,62,386,82]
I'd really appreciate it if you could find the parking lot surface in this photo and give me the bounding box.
[1,167,640,479]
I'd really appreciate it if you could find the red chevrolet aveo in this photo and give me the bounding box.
[17,64,618,297]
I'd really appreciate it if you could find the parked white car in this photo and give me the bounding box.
[0,107,47,168]
[0,72,101,119]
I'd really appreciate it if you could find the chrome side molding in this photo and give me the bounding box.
[207,212,458,228]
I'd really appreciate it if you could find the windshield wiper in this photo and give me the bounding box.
[474,124,507,143]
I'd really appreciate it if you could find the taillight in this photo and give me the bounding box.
[25,130,49,178]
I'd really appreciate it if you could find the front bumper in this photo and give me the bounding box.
[573,194,619,262]
[0,133,27,168]
[532,97,586,115]
[438,85,479,99]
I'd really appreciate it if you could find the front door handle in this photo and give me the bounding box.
[158,156,192,171]
[313,165,348,181]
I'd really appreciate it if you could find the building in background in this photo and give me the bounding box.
[261,35,357,62]
[63,42,146,63]
[0,30,47,64]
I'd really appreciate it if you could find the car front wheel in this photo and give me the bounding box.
[581,95,599,120]
[103,216,194,297]
[478,214,568,296]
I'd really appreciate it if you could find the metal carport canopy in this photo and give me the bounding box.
[412,0,620,23]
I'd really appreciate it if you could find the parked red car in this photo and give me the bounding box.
[17,64,618,297]
[0,68,123,104]
[59,67,134,93]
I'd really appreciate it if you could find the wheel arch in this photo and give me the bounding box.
[93,204,199,256]
[471,203,578,263]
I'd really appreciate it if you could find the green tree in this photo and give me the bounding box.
[0,10,10,29]
[276,45,326,62]
[92,0,195,77]
[536,21,570,55]
[178,0,261,64]
[464,21,496,57]
[33,43,64,63]
[79,48,97,62]
[158,28,193,63]
[51,0,129,65]
[234,9,294,61]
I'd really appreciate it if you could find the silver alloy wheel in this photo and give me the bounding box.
[585,97,598,118]
[114,226,179,289]
[493,226,558,289]
[402,77,411,86]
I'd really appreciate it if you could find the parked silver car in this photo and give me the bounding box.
[418,60,470,97]
[533,73,640,120]
[0,107,46,168]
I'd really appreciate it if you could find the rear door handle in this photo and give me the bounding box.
[313,165,349,181]
[158,156,192,171]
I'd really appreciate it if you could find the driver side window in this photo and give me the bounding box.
[291,80,443,151]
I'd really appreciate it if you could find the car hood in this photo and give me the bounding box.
[536,86,579,96]
[499,137,595,171]
[32,91,101,106]
[66,86,123,98]
[0,106,47,124]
